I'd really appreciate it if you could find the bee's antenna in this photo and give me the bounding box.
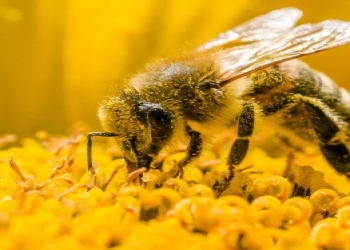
[87,132,119,175]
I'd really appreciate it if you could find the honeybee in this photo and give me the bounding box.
[88,8,350,196]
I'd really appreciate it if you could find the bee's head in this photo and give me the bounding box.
[98,91,175,168]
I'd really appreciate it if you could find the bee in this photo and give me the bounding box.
[88,8,350,196]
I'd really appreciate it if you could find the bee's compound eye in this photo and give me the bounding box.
[136,101,174,134]
[149,108,171,126]
[148,107,174,149]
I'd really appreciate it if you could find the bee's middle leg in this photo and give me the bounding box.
[215,102,255,197]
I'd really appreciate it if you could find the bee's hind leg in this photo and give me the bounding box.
[214,103,255,197]
[301,97,350,178]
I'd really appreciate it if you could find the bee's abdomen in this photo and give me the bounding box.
[249,60,350,118]
[247,60,350,144]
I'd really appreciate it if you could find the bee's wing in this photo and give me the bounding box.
[216,20,350,85]
[198,7,302,51]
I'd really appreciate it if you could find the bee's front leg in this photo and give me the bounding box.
[155,127,203,187]
[179,127,203,169]
[214,103,255,197]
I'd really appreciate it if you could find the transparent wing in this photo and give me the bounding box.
[198,7,302,51]
[216,20,350,85]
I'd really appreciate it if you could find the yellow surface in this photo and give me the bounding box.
[1,3,350,247]
[0,130,349,249]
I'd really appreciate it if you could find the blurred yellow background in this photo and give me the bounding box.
[1,0,350,137]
